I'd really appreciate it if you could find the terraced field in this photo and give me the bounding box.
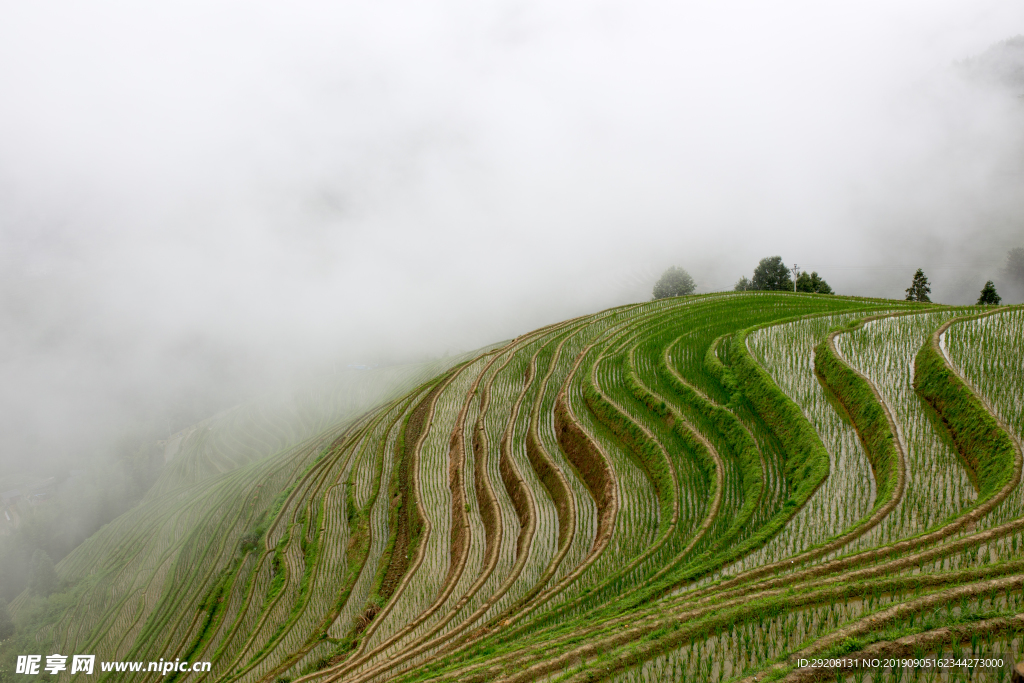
[10,292,1024,683]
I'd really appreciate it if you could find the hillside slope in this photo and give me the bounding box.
[6,292,1024,683]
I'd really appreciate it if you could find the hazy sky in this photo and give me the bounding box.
[1,0,1022,472]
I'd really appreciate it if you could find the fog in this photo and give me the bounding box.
[1,1,1022,476]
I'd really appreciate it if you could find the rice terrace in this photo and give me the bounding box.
[5,291,1024,683]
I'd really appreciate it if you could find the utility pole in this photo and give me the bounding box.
[793,264,799,293]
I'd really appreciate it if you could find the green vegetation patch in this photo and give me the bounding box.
[914,322,1018,501]
[814,318,901,510]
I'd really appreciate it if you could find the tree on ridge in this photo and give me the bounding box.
[905,269,932,302]
[796,271,834,294]
[652,266,696,299]
[751,256,792,291]
[733,276,753,292]
[977,280,1001,305]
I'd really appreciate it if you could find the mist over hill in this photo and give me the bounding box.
[0,4,1023,675]
[0,3,1023,591]
[960,35,1024,92]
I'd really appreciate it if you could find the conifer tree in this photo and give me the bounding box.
[905,269,932,302]
[977,280,1001,305]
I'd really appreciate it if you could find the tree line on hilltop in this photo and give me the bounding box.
[652,256,833,300]
[652,247,1024,304]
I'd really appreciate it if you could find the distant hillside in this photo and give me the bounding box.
[959,35,1024,92]
[149,356,480,497]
